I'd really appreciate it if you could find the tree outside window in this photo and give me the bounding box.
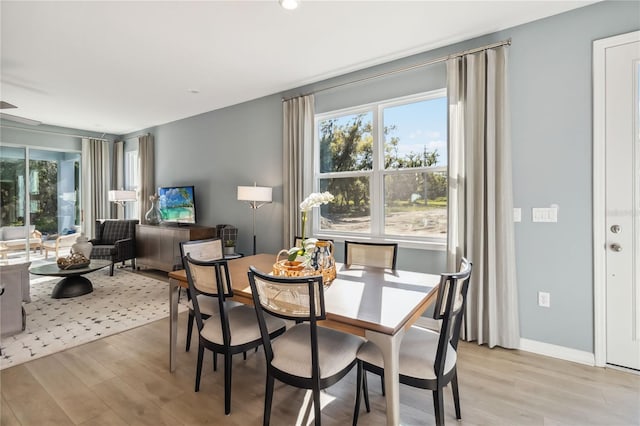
[315,89,447,243]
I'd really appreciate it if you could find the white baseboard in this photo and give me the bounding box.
[413,319,596,367]
[519,338,595,366]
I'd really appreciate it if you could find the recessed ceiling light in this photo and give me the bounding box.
[279,0,299,10]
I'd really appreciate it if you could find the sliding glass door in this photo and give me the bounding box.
[0,145,81,264]
[0,146,28,262]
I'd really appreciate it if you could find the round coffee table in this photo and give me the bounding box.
[29,259,112,299]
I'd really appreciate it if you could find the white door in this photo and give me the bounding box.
[601,32,640,370]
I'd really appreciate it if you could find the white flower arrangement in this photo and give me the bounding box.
[287,191,334,263]
[299,191,335,212]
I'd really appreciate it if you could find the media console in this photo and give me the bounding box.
[136,223,216,272]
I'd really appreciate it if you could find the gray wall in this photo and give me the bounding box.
[126,1,638,352]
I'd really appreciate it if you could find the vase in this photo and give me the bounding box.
[71,233,93,259]
[311,240,336,284]
[145,198,162,225]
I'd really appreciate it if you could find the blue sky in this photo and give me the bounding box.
[323,96,447,167]
[384,96,447,167]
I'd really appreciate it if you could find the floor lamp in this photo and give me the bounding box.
[237,184,272,255]
[108,190,137,218]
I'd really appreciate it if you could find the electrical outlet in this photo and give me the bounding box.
[538,291,551,308]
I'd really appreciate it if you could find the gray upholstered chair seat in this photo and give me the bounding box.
[90,245,116,257]
[188,295,241,316]
[357,326,457,381]
[272,323,365,379]
[200,305,285,346]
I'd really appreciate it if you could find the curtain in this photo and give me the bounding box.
[112,141,125,219]
[81,138,111,238]
[282,94,314,247]
[137,134,155,223]
[446,46,520,349]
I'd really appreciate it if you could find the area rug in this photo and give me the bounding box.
[0,269,188,370]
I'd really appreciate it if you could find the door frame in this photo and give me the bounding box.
[593,30,640,367]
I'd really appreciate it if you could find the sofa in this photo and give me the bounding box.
[0,262,31,337]
[0,226,42,259]
[90,219,138,276]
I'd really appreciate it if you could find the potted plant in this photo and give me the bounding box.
[224,239,236,255]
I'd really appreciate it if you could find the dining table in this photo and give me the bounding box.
[167,253,440,426]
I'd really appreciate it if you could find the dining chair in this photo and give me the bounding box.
[248,266,366,426]
[184,255,286,415]
[353,257,472,426]
[180,238,241,355]
[344,240,398,269]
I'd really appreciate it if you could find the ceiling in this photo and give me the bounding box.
[1,1,595,135]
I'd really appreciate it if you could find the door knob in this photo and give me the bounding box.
[610,225,621,234]
[610,244,622,252]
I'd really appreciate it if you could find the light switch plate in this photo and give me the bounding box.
[532,207,558,222]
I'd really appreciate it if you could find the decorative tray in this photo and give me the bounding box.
[57,252,91,270]
[58,261,91,270]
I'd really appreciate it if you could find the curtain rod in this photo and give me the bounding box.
[124,132,150,140]
[0,124,111,142]
[282,38,511,102]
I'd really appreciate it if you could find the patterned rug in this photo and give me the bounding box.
[0,269,188,370]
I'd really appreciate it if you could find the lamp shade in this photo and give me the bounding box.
[109,190,137,202]
[237,185,272,202]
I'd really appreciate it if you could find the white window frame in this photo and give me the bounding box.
[312,89,447,250]
[124,149,139,219]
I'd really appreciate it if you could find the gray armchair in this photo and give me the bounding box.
[90,219,138,276]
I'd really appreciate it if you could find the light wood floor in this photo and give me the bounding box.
[1,310,639,425]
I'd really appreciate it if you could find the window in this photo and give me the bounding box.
[313,90,447,246]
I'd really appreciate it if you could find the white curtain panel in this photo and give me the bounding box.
[137,134,155,223]
[282,94,314,247]
[81,138,111,238]
[446,46,520,349]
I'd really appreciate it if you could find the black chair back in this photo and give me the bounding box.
[179,238,223,269]
[432,258,472,380]
[183,255,234,345]
[247,266,325,365]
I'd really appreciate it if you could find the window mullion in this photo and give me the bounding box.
[370,105,384,237]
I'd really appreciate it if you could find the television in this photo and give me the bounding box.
[158,185,196,224]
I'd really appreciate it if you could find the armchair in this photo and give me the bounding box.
[90,219,138,276]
